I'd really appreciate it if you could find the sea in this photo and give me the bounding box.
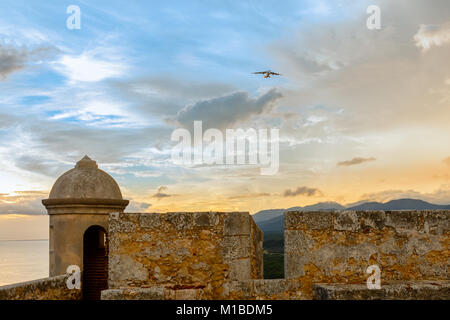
[0,240,49,286]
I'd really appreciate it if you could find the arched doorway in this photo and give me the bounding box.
[83,225,108,300]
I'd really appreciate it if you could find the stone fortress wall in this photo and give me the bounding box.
[0,274,81,300]
[0,157,448,300]
[103,211,263,299]
[0,209,448,300]
[101,209,449,300]
[284,210,449,298]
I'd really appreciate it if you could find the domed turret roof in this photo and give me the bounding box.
[48,156,123,200]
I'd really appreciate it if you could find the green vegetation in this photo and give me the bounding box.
[263,232,284,253]
[263,253,284,279]
[262,232,284,279]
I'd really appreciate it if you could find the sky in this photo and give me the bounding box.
[0,0,449,239]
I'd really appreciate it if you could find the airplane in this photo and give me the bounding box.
[252,70,281,78]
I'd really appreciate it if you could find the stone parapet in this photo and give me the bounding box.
[313,281,450,300]
[285,210,450,299]
[0,274,81,300]
[107,211,263,298]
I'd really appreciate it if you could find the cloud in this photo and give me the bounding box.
[124,200,152,212]
[54,52,126,82]
[140,202,152,209]
[152,186,171,199]
[25,120,171,164]
[0,45,27,79]
[0,43,55,80]
[270,0,450,136]
[283,186,322,197]
[0,112,19,129]
[109,76,237,120]
[127,76,235,100]
[14,155,70,177]
[337,157,376,167]
[414,22,450,51]
[0,191,47,215]
[0,109,175,183]
[173,89,282,129]
[227,193,271,200]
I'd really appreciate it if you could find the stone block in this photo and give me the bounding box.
[305,211,333,230]
[285,253,309,279]
[108,235,120,251]
[385,211,421,231]
[101,287,164,300]
[194,212,219,227]
[284,211,301,229]
[175,289,198,300]
[110,212,120,220]
[313,281,450,300]
[109,254,148,283]
[165,212,193,230]
[286,280,303,299]
[144,240,172,258]
[285,211,332,230]
[285,230,315,254]
[334,211,360,231]
[254,279,286,296]
[109,217,136,233]
[359,211,386,230]
[227,280,254,298]
[229,259,251,280]
[139,213,162,229]
[253,224,263,244]
[424,211,450,235]
[222,236,250,260]
[223,212,250,236]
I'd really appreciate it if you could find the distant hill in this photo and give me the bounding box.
[254,201,344,234]
[347,198,450,210]
[254,198,450,234]
[258,215,284,234]
[302,202,345,211]
[252,209,285,224]
[252,201,343,224]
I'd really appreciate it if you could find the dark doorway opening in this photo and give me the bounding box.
[83,225,108,300]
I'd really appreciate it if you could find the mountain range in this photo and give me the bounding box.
[253,198,450,234]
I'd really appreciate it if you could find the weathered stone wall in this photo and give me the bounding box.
[103,210,449,300]
[102,279,450,300]
[107,211,263,299]
[0,275,82,300]
[223,279,302,300]
[313,281,450,300]
[250,217,264,279]
[102,279,302,300]
[285,210,450,299]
